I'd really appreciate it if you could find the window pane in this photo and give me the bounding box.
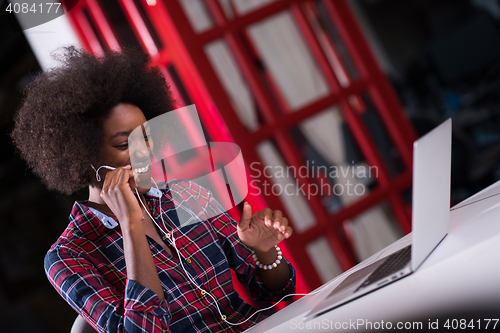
[205,39,261,130]
[301,1,359,87]
[349,93,406,176]
[98,0,141,49]
[290,107,379,213]
[231,0,276,15]
[255,140,317,232]
[344,202,403,262]
[247,11,330,110]
[306,237,342,283]
[132,0,164,50]
[310,0,359,81]
[178,0,215,33]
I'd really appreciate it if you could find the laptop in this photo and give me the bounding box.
[304,118,452,321]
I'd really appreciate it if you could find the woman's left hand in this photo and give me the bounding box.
[237,203,293,252]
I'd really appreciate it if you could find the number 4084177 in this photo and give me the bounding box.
[444,319,498,330]
[6,3,62,14]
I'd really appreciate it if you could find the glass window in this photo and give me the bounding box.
[205,39,262,130]
[307,1,359,82]
[131,0,164,50]
[349,93,406,176]
[344,202,403,262]
[98,0,141,49]
[306,237,343,283]
[290,107,379,212]
[301,1,359,87]
[178,0,215,33]
[255,140,317,233]
[247,11,330,111]
[218,0,277,17]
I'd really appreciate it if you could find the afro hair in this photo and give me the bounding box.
[11,46,174,195]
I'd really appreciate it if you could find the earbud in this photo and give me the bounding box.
[90,164,116,182]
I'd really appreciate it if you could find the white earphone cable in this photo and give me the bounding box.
[93,165,411,326]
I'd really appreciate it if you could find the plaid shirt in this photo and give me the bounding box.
[44,180,295,332]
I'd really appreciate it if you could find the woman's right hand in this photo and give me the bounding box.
[100,165,142,227]
[100,165,166,301]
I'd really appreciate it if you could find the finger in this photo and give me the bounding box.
[128,164,141,185]
[101,168,116,198]
[272,210,283,229]
[115,166,134,186]
[109,167,125,193]
[283,225,293,239]
[238,202,253,230]
[278,217,288,233]
[117,165,137,190]
[128,170,138,190]
[101,167,131,198]
[114,168,138,200]
[117,167,133,191]
[101,169,119,204]
[255,208,273,226]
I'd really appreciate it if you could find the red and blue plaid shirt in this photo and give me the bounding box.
[44,180,295,332]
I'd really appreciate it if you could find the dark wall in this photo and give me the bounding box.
[357,0,500,204]
[0,7,80,333]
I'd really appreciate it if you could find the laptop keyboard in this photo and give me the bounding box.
[355,245,412,292]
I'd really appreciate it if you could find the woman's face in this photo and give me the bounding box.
[99,103,152,194]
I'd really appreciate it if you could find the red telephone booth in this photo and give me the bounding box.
[62,0,417,294]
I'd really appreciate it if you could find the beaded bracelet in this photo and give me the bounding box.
[252,245,283,270]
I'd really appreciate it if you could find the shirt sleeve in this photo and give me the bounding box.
[44,245,171,333]
[203,190,296,302]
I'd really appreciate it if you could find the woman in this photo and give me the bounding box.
[11,47,295,332]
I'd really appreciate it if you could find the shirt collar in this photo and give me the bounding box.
[145,187,162,198]
[87,207,119,229]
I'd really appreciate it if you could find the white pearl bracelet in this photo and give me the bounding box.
[252,245,283,270]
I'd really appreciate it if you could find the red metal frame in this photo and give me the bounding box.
[116,0,158,55]
[63,0,417,294]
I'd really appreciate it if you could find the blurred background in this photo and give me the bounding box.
[2,0,500,331]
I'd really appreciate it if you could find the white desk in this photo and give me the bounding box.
[246,181,500,332]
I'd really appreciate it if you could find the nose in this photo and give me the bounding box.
[128,125,153,165]
[131,144,151,163]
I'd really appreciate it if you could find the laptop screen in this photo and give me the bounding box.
[411,119,451,271]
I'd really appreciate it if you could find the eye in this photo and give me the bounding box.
[115,144,128,150]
